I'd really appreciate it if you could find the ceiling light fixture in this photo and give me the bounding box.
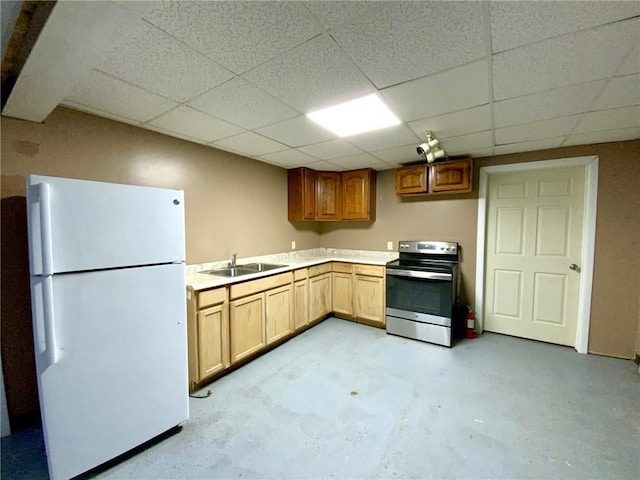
[306,94,401,137]
[417,131,447,163]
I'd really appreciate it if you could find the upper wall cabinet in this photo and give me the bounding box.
[342,168,376,221]
[288,167,376,222]
[395,158,472,196]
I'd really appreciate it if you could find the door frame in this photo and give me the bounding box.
[475,156,599,354]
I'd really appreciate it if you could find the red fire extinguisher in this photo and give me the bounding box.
[465,307,475,339]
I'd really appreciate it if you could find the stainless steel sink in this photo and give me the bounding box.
[239,262,288,272]
[201,267,257,277]
[201,262,288,277]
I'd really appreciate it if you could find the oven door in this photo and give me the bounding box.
[386,269,453,325]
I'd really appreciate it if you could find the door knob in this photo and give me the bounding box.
[569,263,581,273]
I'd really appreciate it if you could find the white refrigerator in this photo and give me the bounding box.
[26,175,189,480]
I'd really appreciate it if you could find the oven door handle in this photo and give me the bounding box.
[386,269,452,281]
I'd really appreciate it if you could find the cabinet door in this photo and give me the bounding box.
[342,168,376,220]
[287,167,316,221]
[429,158,472,193]
[332,272,353,317]
[395,165,428,195]
[197,303,230,381]
[316,172,341,220]
[309,273,332,321]
[294,279,309,330]
[229,293,265,364]
[265,284,293,345]
[355,275,385,327]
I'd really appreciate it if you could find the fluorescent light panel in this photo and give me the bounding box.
[306,94,401,137]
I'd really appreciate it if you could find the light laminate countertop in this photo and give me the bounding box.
[186,248,398,291]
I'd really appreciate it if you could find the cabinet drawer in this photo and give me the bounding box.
[230,272,293,300]
[293,268,308,281]
[308,263,331,277]
[355,264,385,277]
[332,262,354,274]
[198,287,227,309]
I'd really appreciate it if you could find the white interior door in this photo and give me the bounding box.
[484,166,585,346]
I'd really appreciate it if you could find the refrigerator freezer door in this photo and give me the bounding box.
[30,264,188,480]
[27,175,185,275]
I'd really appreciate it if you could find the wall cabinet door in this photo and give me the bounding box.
[429,159,472,192]
[287,167,316,221]
[342,168,376,220]
[332,272,354,317]
[196,303,230,381]
[395,165,428,194]
[265,284,293,345]
[309,272,331,321]
[294,279,309,330]
[354,274,385,327]
[229,293,265,364]
[316,172,341,220]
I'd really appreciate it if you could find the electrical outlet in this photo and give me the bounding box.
[291,241,296,250]
[387,241,393,251]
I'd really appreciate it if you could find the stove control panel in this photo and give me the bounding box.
[398,241,458,255]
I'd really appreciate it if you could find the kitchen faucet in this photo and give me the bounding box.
[230,253,238,267]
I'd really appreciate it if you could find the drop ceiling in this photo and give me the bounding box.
[2,1,639,171]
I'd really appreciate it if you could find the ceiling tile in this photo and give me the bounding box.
[98,21,233,102]
[494,81,607,128]
[188,78,298,130]
[563,126,640,147]
[494,137,565,156]
[255,115,336,147]
[304,1,385,31]
[409,105,492,140]
[64,70,177,122]
[307,160,347,171]
[591,74,640,111]
[617,45,640,75]
[440,131,492,156]
[142,124,207,145]
[490,1,640,53]
[573,105,640,133]
[495,115,581,144]
[331,2,486,88]
[370,144,420,165]
[465,147,495,158]
[259,149,318,168]
[61,101,141,126]
[328,153,386,170]
[346,124,420,152]
[243,34,374,113]
[381,61,489,121]
[144,1,322,74]
[493,19,639,101]
[147,106,244,143]
[213,132,288,156]
[298,138,362,160]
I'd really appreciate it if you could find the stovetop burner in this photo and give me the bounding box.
[387,240,460,272]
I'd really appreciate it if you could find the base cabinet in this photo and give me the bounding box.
[265,284,293,345]
[197,304,230,379]
[293,269,310,331]
[331,263,386,328]
[229,293,265,364]
[187,286,230,390]
[309,271,332,322]
[354,272,385,327]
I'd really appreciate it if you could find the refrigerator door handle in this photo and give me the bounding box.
[39,182,55,276]
[42,275,60,365]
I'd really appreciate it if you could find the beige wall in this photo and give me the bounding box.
[1,107,321,263]
[0,106,320,424]
[320,141,640,359]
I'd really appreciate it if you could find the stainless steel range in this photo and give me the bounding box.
[386,241,460,347]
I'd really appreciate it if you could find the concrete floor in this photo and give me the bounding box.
[2,317,639,479]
